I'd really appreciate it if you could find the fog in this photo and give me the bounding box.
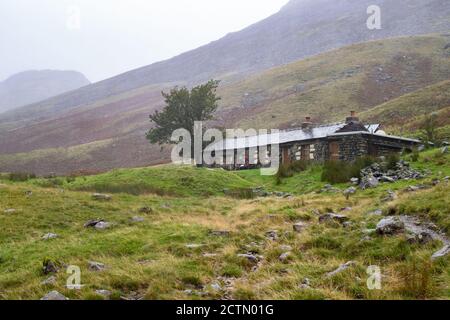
[0,0,289,82]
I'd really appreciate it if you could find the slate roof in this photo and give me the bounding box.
[208,123,382,151]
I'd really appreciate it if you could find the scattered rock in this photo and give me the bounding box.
[320,184,339,193]
[138,206,153,214]
[186,244,204,249]
[266,230,278,241]
[359,174,379,190]
[319,213,349,224]
[237,253,260,263]
[367,209,383,216]
[280,245,293,251]
[343,187,356,199]
[91,193,112,201]
[42,233,58,240]
[441,146,448,154]
[376,217,405,235]
[88,261,105,272]
[3,209,16,214]
[326,261,356,278]
[293,222,305,233]
[299,278,311,289]
[130,216,145,223]
[84,219,104,228]
[381,190,397,202]
[95,289,112,299]
[406,232,433,245]
[210,283,222,292]
[42,260,59,275]
[41,290,68,300]
[202,253,218,258]
[25,190,33,197]
[350,177,359,185]
[379,176,395,183]
[279,252,291,262]
[209,230,231,237]
[431,245,449,260]
[94,221,111,230]
[41,276,57,286]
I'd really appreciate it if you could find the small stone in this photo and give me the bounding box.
[130,216,145,223]
[237,253,259,263]
[343,187,356,199]
[186,244,204,249]
[280,245,293,251]
[382,190,397,202]
[299,277,311,289]
[293,222,305,233]
[319,213,349,224]
[380,176,395,183]
[91,193,112,201]
[431,245,449,260]
[25,190,33,197]
[210,283,222,292]
[266,230,278,241]
[202,253,218,258]
[94,221,111,230]
[350,177,359,185]
[41,290,68,300]
[42,233,58,240]
[279,252,291,262]
[376,217,405,235]
[441,146,448,154]
[359,174,379,189]
[41,276,57,286]
[406,232,433,245]
[184,289,194,295]
[95,289,112,299]
[367,209,383,216]
[3,209,16,214]
[88,261,105,272]
[326,261,356,278]
[84,219,104,228]
[209,230,231,237]
[43,260,59,275]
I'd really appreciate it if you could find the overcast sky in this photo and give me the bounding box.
[0,0,289,83]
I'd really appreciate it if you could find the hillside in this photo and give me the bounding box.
[0,70,90,114]
[0,148,449,300]
[360,80,450,136]
[0,34,449,175]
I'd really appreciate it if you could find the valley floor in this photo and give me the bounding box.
[0,149,449,300]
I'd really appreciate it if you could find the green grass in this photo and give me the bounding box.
[32,165,254,197]
[0,149,449,300]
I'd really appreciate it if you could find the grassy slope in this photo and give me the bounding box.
[360,80,450,134]
[0,149,449,300]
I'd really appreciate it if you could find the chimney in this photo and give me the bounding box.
[346,111,359,124]
[301,116,313,130]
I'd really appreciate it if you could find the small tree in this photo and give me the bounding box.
[146,80,221,156]
[421,112,438,145]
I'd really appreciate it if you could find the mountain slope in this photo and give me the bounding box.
[1,0,449,128]
[360,80,450,129]
[0,70,90,113]
[1,34,449,175]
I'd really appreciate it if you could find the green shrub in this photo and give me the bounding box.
[8,172,36,182]
[384,153,401,170]
[321,156,375,184]
[276,160,310,184]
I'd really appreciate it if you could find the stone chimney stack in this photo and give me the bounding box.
[346,111,359,124]
[301,116,313,130]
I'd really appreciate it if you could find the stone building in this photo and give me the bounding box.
[209,112,421,169]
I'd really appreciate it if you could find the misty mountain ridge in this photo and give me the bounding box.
[0,70,90,114]
[1,0,448,124]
